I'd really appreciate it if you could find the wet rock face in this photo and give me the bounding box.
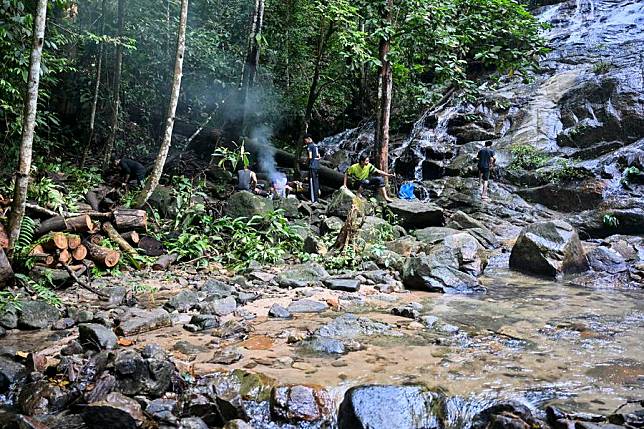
[0,356,27,392]
[471,401,547,429]
[404,230,487,293]
[270,384,333,423]
[338,385,445,429]
[516,179,606,212]
[224,191,273,218]
[510,220,589,278]
[115,307,172,336]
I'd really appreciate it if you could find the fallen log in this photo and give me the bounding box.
[29,246,56,266]
[41,232,69,251]
[85,242,120,268]
[120,230,139,246]
[36,214,94,237]
[72,244,88,261]
[152,254,178,270]
[102,222,137,255]
[0,248,13,286]
[113,209,147,231]
[89,234,105,245]
[67,234,82,250]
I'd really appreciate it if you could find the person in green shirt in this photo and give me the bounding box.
[343,153,395,203]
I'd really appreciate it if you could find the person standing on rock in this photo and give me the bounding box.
[305,134,321,203]
[343,153,395,203]
[477,140,496,200]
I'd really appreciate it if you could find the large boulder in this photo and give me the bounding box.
[403,232,486,293]
[18,301,59,330]
[326,187,375,218]
[0,356,27,392]
[509,220,589,278]
[224,191,273,219]
[387,200,444,229]
[78,323,118,350]
[270,384,332,423]
[338,385,445,429]
[115,308,172,336]
[357,216,398,243]
[516,179,605,212]
[273,197,300,219]
[276,262,329,288]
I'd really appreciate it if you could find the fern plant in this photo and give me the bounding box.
[14,273,63,308]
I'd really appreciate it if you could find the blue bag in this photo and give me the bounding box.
[398,182,416,200]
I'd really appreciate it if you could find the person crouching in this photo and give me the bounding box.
[343,154,395,203]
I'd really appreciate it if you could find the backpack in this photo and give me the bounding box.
[398,182,416,200]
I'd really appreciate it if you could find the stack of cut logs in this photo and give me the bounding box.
[22,208,165,285]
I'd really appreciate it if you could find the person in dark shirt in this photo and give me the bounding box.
[114,158,146,186]
[237,165,258,192]
[304,135,321,202]
[477,141,496,200]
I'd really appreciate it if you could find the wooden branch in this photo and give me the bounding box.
[62,264,109,299]
[102,222,137,255]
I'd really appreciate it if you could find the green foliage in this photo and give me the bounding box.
[603,213,619,229]
[28,177,65,212]
[12,216,38,270]
[508,144,550,171]
[164,233,216,267]
[592,61,612,74]
[213,141,250,171]
[0,291,22,313]
[620,166,641,185]
[542,159,589,183]
[14,272,63,308]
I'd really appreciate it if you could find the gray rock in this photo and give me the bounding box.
[209,347,244,364]
[78,323,118,350]
[164,290,199,312]
[236,292,258,305]
[304,337,346,355]
[323,278,361,292]
[82,392,144,429]
[0,305,18,329]
[338,385,446,429]
[179,417,209,429]
[146,398,177,423]
[0,356,27,392]
[200,296,236,316]
[387,200,445,229]
[18,300,59,329]
[510,220,589,278]
[268,303,292,319]
[321,216,344,235]
[276,262,329,288]
[414,227,460,245]
[327,187,373,218]
[201,279,234,299]
[61,340,84,356]
[316,314,393,339]
[52,317,75,330]
[270,384,333,423]
[391,306,420,320]
[0,326,5,337]
[273,196,301,218]
[116,308,172,336]
[188,314,220,331]
[287,299,328,314]
[224,191,273,219]
[588,246,628,274]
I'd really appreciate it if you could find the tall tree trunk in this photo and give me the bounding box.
[7,0,49,258]
[103,0,125,166]
[375,0,393,174]
[240,0,265,133]
[294,20,335,173]
[81,0,107,168]
[135,0,189,208]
